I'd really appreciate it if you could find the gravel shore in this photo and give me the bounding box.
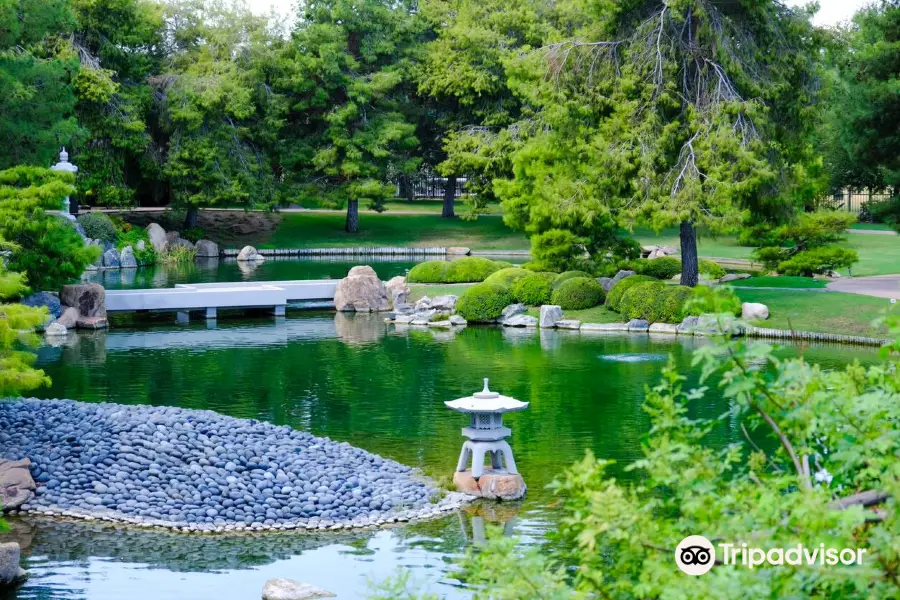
[0,399,469,533]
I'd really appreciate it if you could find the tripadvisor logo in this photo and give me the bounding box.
[675,535,868,576]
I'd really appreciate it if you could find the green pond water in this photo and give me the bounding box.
[0,262,882,600]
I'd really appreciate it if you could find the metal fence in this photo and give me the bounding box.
[399,175,468,199]
[826,188,895,214]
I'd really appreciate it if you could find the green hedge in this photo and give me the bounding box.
[510,272,555,305]
[550,277,605,309]
[699,259,726,279]
[616,283,741,323]
[77,212,118,243]
[635,257,681,279]
[605,275,656,311]
[407,257,505,284]
[455,282,515,322]
[552,270,594,289]
[483,267,531,288]
[406,260,451,283]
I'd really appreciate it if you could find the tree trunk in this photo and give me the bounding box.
[399,175,414,202]
[345,199,359,233]
[680,219,699,287]
[442,175,457,218]
[183,206,199,230]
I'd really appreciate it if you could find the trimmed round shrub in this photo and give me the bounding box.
[510,272,555,305]
[551,270,594,290]
[494,260,515,269]
[407,260,451,283]
[445,256,503,283]
[636,256,681,279]
[650,285,695,323]
[77,212,118,243]
[550,277,605,310]
[699,259,726,279]
[605,275,656,311]
[455,282,514,322]
[618,281,667,320]
[483,267,531,288]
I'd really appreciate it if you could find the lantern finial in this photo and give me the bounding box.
[482,378,490,393]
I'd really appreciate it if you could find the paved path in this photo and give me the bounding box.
[827,275,900,299]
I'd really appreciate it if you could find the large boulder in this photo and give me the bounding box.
[60,284,106,317]
[501,303,526,320]
[261,578,335,600]
[429,295,458,311]
[333,266,391,312]
[742,302,769,320]
[195,239,219,258]
[169,237,194,251]
[101,248,120,269]
[453,469,526,501]
[539,305,563,328]
[237,246,265,262]
[385,276,409,307]
[0,542,26,588]
[0,458,35,512]
[146,223,167,253]
[503,314,538,328]
[21,292,61,319]
[56,306,80,328]
[119,246,138,269]
[719,273,751,284]
[44,322,67,336]
[608,269,635,291]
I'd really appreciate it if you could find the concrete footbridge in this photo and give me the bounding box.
[104,280,340,320]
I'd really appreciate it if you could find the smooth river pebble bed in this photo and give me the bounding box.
[0,398,469,532]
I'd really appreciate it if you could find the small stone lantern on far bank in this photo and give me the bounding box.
[50,147,78,218]
[445,378,528,500]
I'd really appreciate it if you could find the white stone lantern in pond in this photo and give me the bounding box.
[445,378,528,500]
[50,147,77,219]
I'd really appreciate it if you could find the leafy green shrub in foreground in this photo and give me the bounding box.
[406,260,450,283]
[117,229,157,265]
[605,275,656,311]
[509,272,555,305]
[455,282,514,322]
[551,270,594,289]
[483,267,531,288]
[77,212,119,243]
[550,277,605,310]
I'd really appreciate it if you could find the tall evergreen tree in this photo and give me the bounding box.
[496,0,820,285]
[276,0,421,233]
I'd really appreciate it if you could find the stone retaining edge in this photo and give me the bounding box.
[5,491,475,536]
[221,247,448,257]
[391,320,889,347]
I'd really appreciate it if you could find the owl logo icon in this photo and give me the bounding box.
[675,535,716,575]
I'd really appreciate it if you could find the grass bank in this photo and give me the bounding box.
[270,213,528,250]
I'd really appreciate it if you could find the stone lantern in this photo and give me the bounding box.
[50,147,78,218]
[445,378,528,500]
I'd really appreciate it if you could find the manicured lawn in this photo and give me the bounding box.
[732,276,828,289]
[735,289,895,337]
[628,226,754,260]
[526,305,624,324]
[271,213,528,250]
[849,222,895,231]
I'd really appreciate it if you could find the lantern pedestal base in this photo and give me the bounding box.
[453,469,526,501]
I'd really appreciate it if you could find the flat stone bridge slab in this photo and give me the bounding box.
[105,280,340,320]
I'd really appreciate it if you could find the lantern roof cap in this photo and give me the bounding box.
[51,147,78,173]
[444,378,528,414]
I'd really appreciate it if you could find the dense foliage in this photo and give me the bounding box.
[375,303,900,599]
[605,275,656,312]
[549,277,605,310]
[407,257,504,284]
[752,211,859,275]
[0,167,99,291]
[455,282,513,322]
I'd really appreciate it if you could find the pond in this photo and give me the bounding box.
[3,311,881,600]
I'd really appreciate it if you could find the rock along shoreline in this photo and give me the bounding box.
[0,399,471,534]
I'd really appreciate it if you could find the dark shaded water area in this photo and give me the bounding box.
[1,282,881,599]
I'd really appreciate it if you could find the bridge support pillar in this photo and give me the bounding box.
[205,307,217,320]
[272,305,286,317]
[176,311,190,324]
